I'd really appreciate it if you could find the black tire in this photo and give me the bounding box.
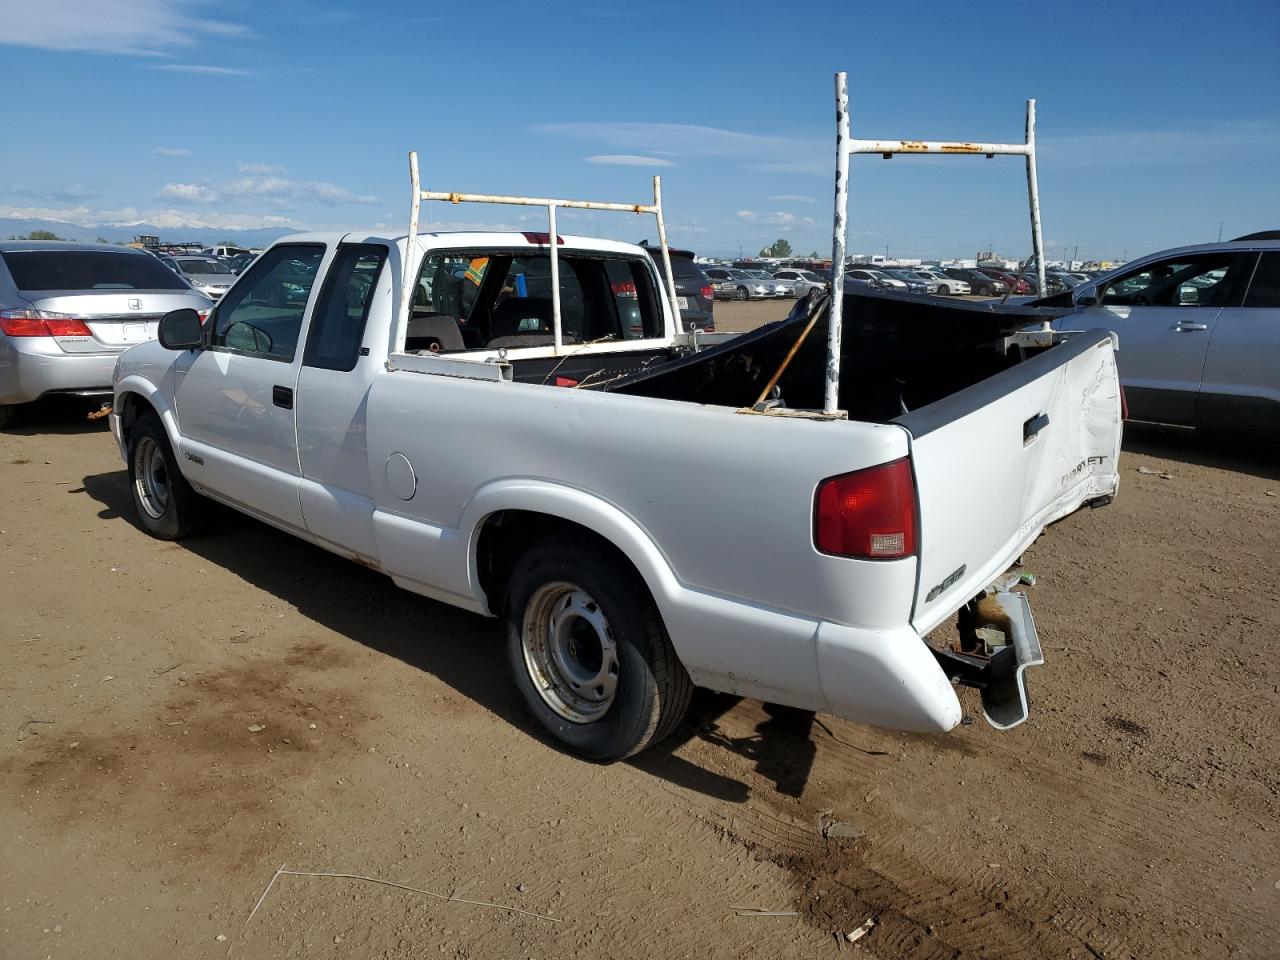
[0,403,18,429]
[504,535,693,761]
[126,411,205,540]
[736,286,748,300]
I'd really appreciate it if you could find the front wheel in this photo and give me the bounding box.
[505,536,693,761]
[736,286,748,300]
[127,411,205,540]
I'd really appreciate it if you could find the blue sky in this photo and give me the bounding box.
[1,0,1277,260]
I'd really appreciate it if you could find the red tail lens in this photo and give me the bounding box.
[700,285,713,300]
[815,458,917,559]
[197,311,209,325]
[0,310,92,337]
[0,315,47,336]
[611,281,637,297]
[43,317,94,336]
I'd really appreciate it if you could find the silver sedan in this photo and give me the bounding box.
[0,241,213,427]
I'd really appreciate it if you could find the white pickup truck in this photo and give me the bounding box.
[110,218,1122,760]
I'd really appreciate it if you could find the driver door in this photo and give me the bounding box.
[172,243,330,531]
[1062,252,1252,424]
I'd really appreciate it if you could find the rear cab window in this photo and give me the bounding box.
[1,250,189,291]
[408,247,664,354]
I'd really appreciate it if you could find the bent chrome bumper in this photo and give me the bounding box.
[930,590,1045,730]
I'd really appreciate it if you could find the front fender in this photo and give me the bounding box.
[113,371,183,462]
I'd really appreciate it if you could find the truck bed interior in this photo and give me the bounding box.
[595,290,1074,421]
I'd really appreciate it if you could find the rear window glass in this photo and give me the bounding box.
[666,257,706,281]
[179,259,233,274]
[1,250,189,291]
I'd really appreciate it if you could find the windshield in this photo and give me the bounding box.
[179,258,233,275]
[1,250,190,291]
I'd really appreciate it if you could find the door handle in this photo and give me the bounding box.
[1024,412,1050,442]
[272,385,294,409]
[1174,322,1208,332]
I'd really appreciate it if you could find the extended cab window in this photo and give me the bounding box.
[408,250,662,353]
[303,244,387,371]
[210,244,324,360]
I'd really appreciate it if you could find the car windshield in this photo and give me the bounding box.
[746,271,772,280]
[798,271,822,281]
[0,249,190,291]
[179,259,233,275]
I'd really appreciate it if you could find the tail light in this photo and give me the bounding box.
[610,281,638,297]
[197,311,209,325]
[0,309,93,338]
[814,458,917,559]
[700,285,713,301]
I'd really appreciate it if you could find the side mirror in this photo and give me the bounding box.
[1075,288,1099,307]
[158,308,204,350]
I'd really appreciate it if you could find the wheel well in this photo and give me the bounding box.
[115,391,154,445]
[475,510,644,617]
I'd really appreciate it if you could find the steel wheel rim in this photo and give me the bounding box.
[134,436,170,520]
[521,581,619,724]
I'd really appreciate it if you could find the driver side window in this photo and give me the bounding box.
[1100,254,1245,309]
[211,244,325,360]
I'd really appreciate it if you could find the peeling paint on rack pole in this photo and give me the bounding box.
[398,150,422,357]
[825,71,851,416]
[1024,98,1047,323]
[652,175,683,332]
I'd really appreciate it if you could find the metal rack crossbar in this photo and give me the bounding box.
[826,72,1046,413]
[399,150,681,355]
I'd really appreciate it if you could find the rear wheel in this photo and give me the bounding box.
[127,411,205,540]
[505,535,693,761]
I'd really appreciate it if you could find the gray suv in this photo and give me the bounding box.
[0,242,214,427]
[1037,237,1280,436]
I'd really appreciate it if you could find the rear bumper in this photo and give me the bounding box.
[661,586,962,734]
[0,338,118,404]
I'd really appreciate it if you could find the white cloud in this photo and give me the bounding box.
[238,161,286,175]
[735,210,815,230]
[1040,121,1280,168]
[584,155,675,167]
[157,183,220,204]
[768,194,815,203]
[0,203,304,231]
[0,0,248,56]
[224,175,378,206]
[12,184,97,202]
[536,121,829,175]
[155,173,379,208]
[150,64,250,77]
[152,146,192,157]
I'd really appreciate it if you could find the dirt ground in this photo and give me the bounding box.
[2,309,1278,959]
